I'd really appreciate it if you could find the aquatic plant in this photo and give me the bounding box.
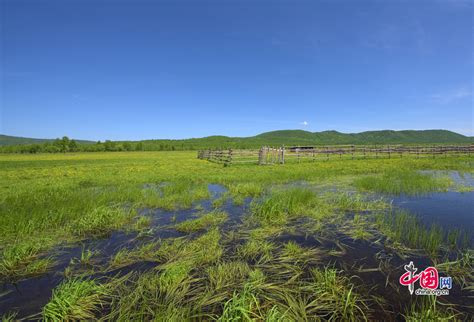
[403,296,459,321]
[237,239,275,263]
[307,267,368,320]
[174,210,228,233]
[0,311,18,322]
[43,278,107,320]
[1,151,472,319]
[70,246,95,266]
[250,188,331,226]
[278,241,323,266]
[207,261,251,291]
[354,169,452,195]
[375,210,445,257]
[0,242,53,280]
[218,286,263,321]
[109,240,162,268]
[70,205,135,238]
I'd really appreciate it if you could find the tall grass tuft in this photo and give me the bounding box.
[354,170,452,195]
[174,210,228,232]
[43,278,107,320]
[375,210,445,257]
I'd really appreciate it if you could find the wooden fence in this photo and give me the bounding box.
[198,145,474,166]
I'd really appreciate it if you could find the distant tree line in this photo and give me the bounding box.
[0,136,248,154]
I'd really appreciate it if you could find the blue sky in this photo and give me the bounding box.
[1,0,473,140]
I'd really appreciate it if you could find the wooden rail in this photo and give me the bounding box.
[198,145,474,166]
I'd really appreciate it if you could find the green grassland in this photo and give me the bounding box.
[1,151,473,320]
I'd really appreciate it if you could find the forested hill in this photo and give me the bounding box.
[1,130,472,153]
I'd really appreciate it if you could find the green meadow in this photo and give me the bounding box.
[1,151,473,320]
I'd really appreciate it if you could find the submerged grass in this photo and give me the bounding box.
[174,210,228,232]
[403,296,460,321]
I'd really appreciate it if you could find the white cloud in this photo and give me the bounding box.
[430,87,472,104]
[300,121,309,126]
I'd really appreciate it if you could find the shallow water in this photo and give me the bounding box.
[392,191,474,232]
[1,181,472,319]
[390,171,474,237]
[0,183,245,319]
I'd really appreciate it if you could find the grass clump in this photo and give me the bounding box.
[156,228,223,266]
[174,210,228,233]
[70,205,135,238]
[279,241,323,265]
[404,296,459,321]
[308,267,368,321]
[43,278,107,320]
[109,240,161,268]
[0,312,18,322]
[105,269,197,321]
[218,286,263,321]
[228,182,263,205]
[207,261,251,290]
[237,239,275,263]
[354,170,452,195]
[250,188,331,226]
[375,210,444,257]
[0,242,53,281]
[327,192,388,212]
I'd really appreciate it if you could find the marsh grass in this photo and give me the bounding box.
[70,205,135,238]
[237,239,275,263]
[350,214,375,241]
[228,182,264,205]
[70,246,95,266]
[403,296,459,321]
[0,243,54,280]
[250,188,331,226]
[455,185,474,193]
[174,210,228,233]
[1,152,473,318]
[43,277,107,320]
[278,241,323,266]
[109,240,161,268]
[354,170,452,195]
[436,251,473,288]
[0,311,18,322]
[218,286,264,321]
[375,210,445,257]
[104,270,198,321]
[307,267,369,321]
[131,215,152,230]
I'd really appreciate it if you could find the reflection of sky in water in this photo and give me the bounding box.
[391,171,474,234]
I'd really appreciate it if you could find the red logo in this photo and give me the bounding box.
[399,261,450,296]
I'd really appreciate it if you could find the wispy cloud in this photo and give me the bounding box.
[430,86,472,104]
